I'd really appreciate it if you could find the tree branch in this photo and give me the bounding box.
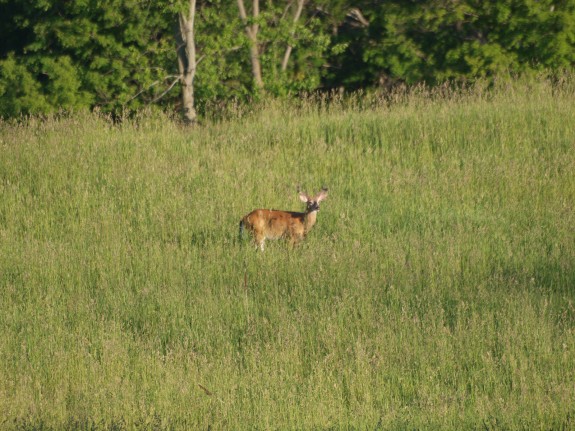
[152,76,181,103]
[237,0,264,89]
[124,75,180,105]
[237,0,253,39]
[281,0,305,72]
[347,7,369,28]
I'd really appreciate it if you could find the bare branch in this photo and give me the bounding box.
[152,76,182,104]
[237,0,253,38]
[281,0,305,72]
[347,7,369,27]
[125,81,161,105]
[237,0,263,89]
[124,75,180,105]
[280,1,294,21]
[195,54,206,67]
[237,0,248,21]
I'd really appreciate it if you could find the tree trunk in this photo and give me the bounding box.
[176,0,197,124]
[281,0,305,72]
[237,0,264,90]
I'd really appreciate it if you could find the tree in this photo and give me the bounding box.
[235,0,332,95]
[0,0,175,116]
[336,0,575,87]
[1,0,574,119]
[237,0,264,90]
[281,0,306,72]
[175,0,198,123]
[0,54,50,117]
[316,0,372,90]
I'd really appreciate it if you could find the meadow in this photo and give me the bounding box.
[1,77,574,430]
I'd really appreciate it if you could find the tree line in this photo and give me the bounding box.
[1,0,574,121]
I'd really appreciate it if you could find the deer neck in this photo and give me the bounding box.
[304,210,318,232]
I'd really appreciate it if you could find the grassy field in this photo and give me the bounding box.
[1,77,575,430]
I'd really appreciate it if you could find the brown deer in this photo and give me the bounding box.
[239,187,328,251]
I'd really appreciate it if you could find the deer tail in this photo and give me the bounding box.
[239,219,245,240]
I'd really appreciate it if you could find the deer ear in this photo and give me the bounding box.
[316,187,328,202]
[299,192,309,202]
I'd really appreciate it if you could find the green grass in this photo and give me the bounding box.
[1,77,575,430]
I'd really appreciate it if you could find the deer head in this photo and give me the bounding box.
[298,186,328,213]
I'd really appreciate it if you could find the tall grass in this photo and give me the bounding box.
[1,76,574,430]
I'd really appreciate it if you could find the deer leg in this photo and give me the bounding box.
[254,234,265,251]
[289,233,303,248]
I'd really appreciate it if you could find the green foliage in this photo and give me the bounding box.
[256,2,331,95]
[0,54,49,117]
[193,2,252,106]
[1,76,575,429]
[40,56,93,109]
[0,0,574,118]
[0,0,175,116]
[328,0,575,87]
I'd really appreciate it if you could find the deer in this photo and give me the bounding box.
[239,187,328,251]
